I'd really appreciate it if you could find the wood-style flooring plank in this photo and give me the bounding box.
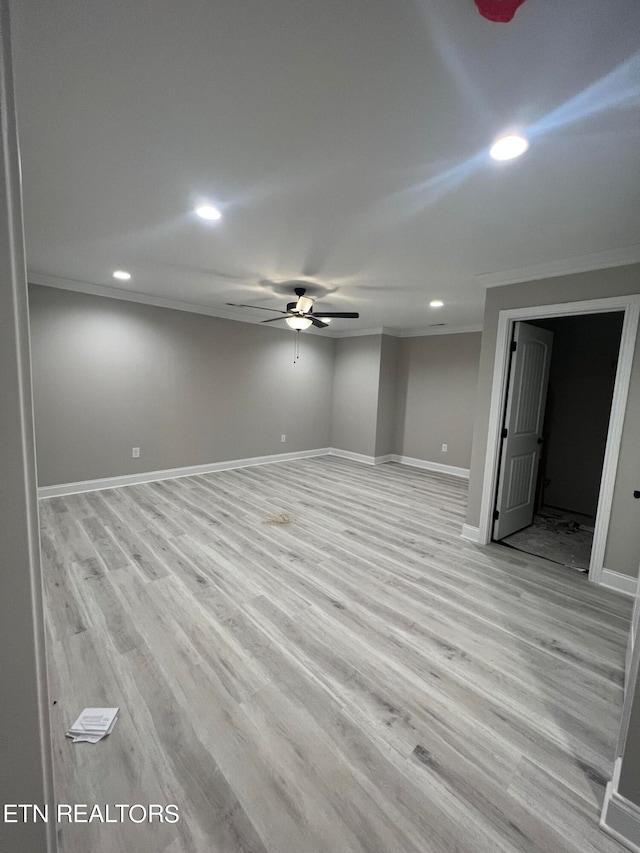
[40,457,632,852]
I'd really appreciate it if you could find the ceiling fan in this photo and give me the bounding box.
[227,286,359,330]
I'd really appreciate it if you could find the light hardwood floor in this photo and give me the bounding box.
[40,457,631,852]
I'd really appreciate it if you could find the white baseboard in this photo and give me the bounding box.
[461,524,481,543]
[600,569,638,598]
[390,454,470,480]
[37,447,332,498]
[328,451,470,474]
[601,759,640,852]
[328,448,378,465]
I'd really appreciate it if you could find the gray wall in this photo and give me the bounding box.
[330,331,481,466]
[0,4,55,849]
[607,341,640,578]
[374,334,400,458]
[28,298,484,480]
[620,669,640,806]
[29,285,335,486]
[394,332,481,469]
[466,264,640,578]
[617,572,640,815]
[330,335,382,457]
[535,313,623,517]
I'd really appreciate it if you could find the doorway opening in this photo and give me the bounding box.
[476,293,640,586]
[492,312,624,572]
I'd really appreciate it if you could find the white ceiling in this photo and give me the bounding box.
[11,0,640,334]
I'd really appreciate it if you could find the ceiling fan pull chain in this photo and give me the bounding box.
[294,330,300,363]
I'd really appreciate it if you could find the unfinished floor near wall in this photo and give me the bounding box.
[500,507,595,571]
[40,457,632,853]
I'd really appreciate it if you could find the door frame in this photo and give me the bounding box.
[478,294,640,585]
[1,1,57,850]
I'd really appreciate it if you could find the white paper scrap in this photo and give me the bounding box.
[66,707,119,743]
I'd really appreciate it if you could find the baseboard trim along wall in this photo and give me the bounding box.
[38,448,471,498]
[37,448,332,498]
[601,569,638,598]
[461,524,481,543]
[391,454,470,480]
[328,448,392,466]
[601,758,640,853]
[38,447,400,497]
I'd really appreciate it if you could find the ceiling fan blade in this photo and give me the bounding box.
[261,316,289,324]
[310,316,329,329]
[312,312,359,318]
[226,303,287,314]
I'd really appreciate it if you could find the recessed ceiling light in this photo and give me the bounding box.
[113,270,131,281]
[490,134,529,161]
[430,300,444,308]
[195,203,222,221]
[317,317,331,325]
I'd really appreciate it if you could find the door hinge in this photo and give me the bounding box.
[510,340,517,353]
[493,510,500,520]
[501,427,508,439]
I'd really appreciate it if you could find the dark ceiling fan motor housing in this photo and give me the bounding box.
[288,286,310,314]
[226,285,359,330]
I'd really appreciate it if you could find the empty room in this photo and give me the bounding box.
[3,1,640,852]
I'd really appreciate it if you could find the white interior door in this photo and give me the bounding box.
[493,321,554,541]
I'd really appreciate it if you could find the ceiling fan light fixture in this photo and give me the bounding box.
[286,316,313,331]
[296,295,314,313]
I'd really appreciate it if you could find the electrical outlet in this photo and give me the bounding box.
[441,443,448,452]
[132,447,140,458]
[281,434,286,443]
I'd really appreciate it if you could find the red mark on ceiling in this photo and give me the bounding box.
[475,0,527,23]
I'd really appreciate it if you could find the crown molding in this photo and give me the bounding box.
[476,245,640,289]
[29,272,265,322]
[332,326,401,338]
[334,323,484,339]
[29,274,482,339]
[27,272,329,335]
[400,323,483,338]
